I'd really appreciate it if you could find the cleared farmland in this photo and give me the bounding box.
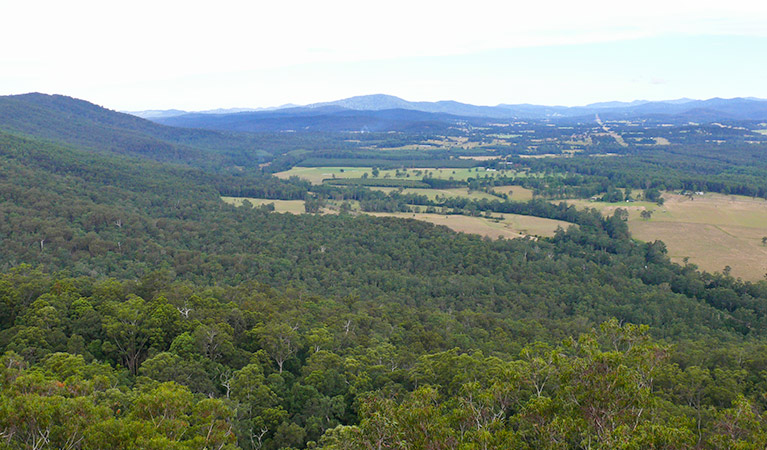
[367,212,571,239]
[565,193,767,280]
[370,187,502,201]
[223,196,572,239]
[274,166,519,185]
[221,197,307,213]
[491,185,535,201]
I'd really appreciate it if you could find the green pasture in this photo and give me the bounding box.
[274,166,521,185]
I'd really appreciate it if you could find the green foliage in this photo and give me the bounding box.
[2,270,767,448]
[5,93,767,448]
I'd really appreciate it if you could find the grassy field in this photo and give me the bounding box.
[498,213,572,237]
[221,196,307,213]
[367,212,571,239]
[458,155,502,161]
[370,144,441,151]
[370,187,501,201]
[491,185,535,201]
[274,166,519,185]
[224,196,572,240]
[564,193,767,280]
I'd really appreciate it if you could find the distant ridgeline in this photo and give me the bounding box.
[3,93,767,448]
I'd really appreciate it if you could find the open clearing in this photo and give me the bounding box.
[367,212,571,239]
[370,144,441,151]
[458,155,502,161]
[519,153,573,159]
[224,196,572,240]
[370,187,501,201]
[222,197,307,213]
[491,185,535,201]
[565,193,767,280]
[274,166,519,185]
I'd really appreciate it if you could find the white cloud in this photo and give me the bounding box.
[2,0,766,108]
[6,1,767,68]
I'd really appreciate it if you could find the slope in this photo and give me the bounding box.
[0,93,273,167]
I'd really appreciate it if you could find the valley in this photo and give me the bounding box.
[7,2,767,446]
[3,92,767,449]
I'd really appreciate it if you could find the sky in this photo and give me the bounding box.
[3,0,767,110]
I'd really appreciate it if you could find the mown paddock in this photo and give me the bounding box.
[369,187,501,201]
[366,211,572,240]
[221,197,307,213]
[273,166,522,185]
[491,185,535,201]
[564,193,767,280]
[222,197,573,240]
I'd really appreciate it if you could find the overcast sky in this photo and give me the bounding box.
[3,0,767,110]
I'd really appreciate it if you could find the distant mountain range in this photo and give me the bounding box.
[8,93,767,137]
[154,105,468,133]
[128,104,298,119]
[133,94,767,121]
[141,94,767,133]
[306,95,767,121]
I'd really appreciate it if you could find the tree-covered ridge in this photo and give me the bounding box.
[2,268,767,449]
[0,93,363,170]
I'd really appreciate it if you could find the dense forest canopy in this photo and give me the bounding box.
[2,93,767,448]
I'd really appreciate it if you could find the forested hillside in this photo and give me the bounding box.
[3,94,767,448]
[0,93,361,169]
